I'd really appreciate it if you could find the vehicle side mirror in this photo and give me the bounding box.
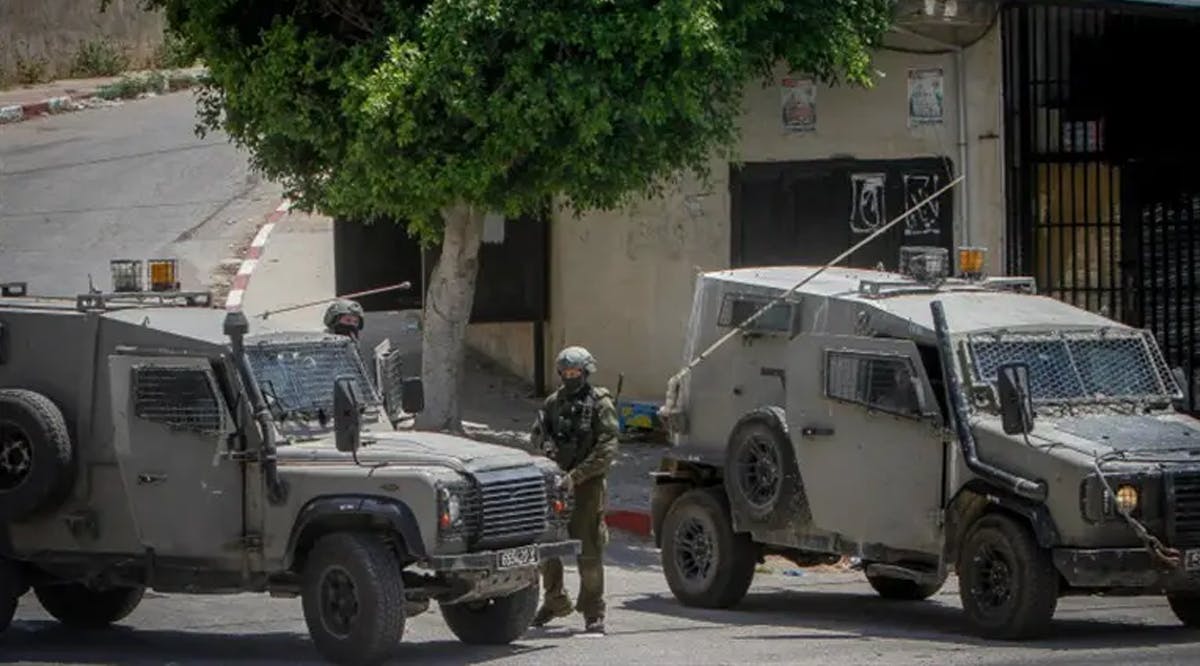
[997,362,1035,435]
[401,377,425,414]
[1172,367,1191,411]
[333,377,361,453]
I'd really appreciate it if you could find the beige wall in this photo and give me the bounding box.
[475,25,1007,402]
[1,0,165,82]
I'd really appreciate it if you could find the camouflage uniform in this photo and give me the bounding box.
[530,347,619,633]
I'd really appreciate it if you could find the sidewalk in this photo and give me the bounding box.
[238,211,661,536]
[0,67,206,125]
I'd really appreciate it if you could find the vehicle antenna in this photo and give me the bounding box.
[660,174,965,421]
[256,281,413,320]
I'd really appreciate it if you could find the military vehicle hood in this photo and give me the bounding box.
[276,430,539,472]
[1034,413,1200,461]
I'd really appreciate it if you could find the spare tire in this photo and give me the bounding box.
[724,416,800,530]
[0,389,74,521]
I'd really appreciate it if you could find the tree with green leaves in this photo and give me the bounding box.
[144,0,894,432]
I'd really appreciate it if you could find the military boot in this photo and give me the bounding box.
[584,616,606,634]
[531,603,572,628]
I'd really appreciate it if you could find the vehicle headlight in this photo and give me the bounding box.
[1114,484,1139,515]
[437,482,469,535]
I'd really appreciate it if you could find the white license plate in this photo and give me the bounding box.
[497,546,538,569]
[1186,549,1200,572]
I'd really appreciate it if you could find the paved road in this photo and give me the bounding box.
[0,92,282,297]
[7,535,1200,666]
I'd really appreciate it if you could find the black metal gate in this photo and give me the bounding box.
[1002,1,1200,410]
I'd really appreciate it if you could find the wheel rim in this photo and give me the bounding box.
[736,434,781,509]
[0,420,32,492]
[970,543,1015,614]
[673,516,717,585]
[318,566,360,639]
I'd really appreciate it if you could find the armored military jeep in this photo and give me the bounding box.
[0,274,577,665]
[652,247,1200,640]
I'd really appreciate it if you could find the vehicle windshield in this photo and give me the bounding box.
[245,338,379,425]
[967,329,1180,406]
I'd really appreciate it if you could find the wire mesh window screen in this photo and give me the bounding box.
[246,341,378,413]
[826,351,922,415]
[133,366,224,433]
[717,293,796,333]
[378,348,405,421]
[968,331,1178,403]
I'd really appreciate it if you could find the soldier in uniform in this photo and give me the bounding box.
[322,299,365,340]
[530,346,619,634]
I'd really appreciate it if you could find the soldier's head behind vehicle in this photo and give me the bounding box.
[555,346,596,396]
[323,299,365,339]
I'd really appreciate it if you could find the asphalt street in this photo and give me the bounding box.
[6,532,1200,666]
[0,92,282,296]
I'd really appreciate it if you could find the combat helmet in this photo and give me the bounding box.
[323,299,365,337]
[555,346,597,375]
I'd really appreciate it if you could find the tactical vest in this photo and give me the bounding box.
[544,387,602,472]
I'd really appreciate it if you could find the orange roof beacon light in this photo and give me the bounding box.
[147,259,180,292]
[958,246,987,281]
[109,260,143,293]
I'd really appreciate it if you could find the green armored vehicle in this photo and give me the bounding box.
[0,266,577,665]
[653,246,1200,640]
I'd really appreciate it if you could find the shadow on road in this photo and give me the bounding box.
[623,589,1200,650]
[0,620,553,665]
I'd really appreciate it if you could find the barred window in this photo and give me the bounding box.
[826,351,923,416]
[133,366,224,433]
[717,293,796,334]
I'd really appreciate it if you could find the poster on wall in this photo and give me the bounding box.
[907,67,944,126]
[780,76,816,133]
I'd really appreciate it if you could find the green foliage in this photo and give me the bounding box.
[71,38,130,77]
[154,30,199,69]
[148,0,893,241]
[14,54,49,85]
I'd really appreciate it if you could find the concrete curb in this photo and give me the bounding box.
[0,70,206,126]
[0,94,78,125]
[225,200,291,311]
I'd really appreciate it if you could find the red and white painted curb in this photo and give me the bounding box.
[605,509,652,538]
[225,199,291,311]
[0,96,76,125]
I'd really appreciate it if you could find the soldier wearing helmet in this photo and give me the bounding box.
[529,345,619,635]
[323,299,365,340]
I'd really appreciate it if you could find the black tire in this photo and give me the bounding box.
[1167,594,1200,628]
[724,417,799,529]
[34,583,144,629]
[301,532,405,666]
[957,513,1059,640]
[440,580,539,645]
[0,389,74,522]
[0,559,21,634]
[661,488,757,609]
[866,569,945,601]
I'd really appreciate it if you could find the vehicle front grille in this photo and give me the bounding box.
[1169,471,1200,547]
[471,467,548,549]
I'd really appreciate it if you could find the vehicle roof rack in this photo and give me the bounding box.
[74,290,215,312]
[857,279,940,298]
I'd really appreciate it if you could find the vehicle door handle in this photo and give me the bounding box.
[138,473,167,485]
[801,426,834,438]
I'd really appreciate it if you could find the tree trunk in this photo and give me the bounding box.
[415,204,485,432]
